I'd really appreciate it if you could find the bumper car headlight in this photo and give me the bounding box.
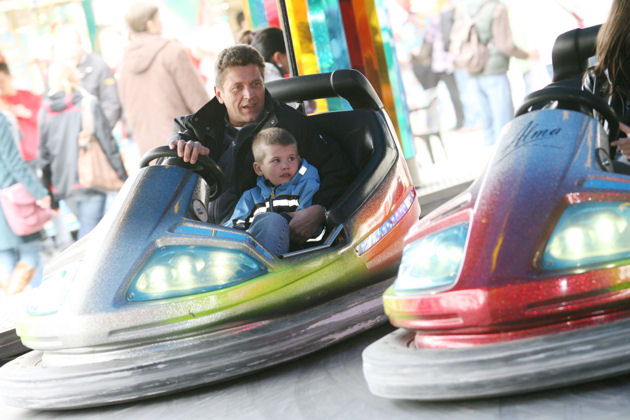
[542,202,630,271]
[393,223,469,293]
[27,261,80,315]
[127,245,267,301]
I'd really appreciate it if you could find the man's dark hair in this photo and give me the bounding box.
[251,27,286,63]
[215,44,265,87]
[252,127,297,162]
[0,62,10,75]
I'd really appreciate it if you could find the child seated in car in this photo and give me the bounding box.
[226,127,320,255]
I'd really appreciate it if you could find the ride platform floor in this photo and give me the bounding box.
[2,323,630,419]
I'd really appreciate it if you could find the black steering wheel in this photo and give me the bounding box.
[515,85,620,142]
[140,145,225,200]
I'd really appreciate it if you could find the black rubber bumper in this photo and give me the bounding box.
[0,329,28,366]
[0,280,391,410]
[362,317,630,400]
[0,295,28,365]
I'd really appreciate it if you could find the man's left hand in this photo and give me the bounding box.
[289,205,325,244]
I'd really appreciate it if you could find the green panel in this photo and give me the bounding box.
[374,0,415,158]
[306,0,351,111]
[248,0,269,28]
[165,0,198,26]
[81,0,97,51]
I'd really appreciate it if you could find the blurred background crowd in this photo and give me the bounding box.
[0,0,613,295]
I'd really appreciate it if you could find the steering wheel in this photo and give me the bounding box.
[515,85,620,142]
[140,145,225,200]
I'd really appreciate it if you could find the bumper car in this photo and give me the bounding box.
[362,26,630,400]
[0,69,419,409]
[0,297,28,365]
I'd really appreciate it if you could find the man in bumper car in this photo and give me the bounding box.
[169,44,353,247]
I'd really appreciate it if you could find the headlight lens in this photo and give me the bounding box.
[127,245,267,301]
[394,223,469,293]
[27,260,79,315]
[542,202,630,270]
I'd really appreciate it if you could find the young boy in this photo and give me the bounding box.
[226,127,320,255]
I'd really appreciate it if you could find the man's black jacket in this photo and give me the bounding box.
[171,90,354,224]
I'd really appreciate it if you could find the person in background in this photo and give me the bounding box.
[38,62,126,239]
[456,0,535,146]
[0,62,42,163]
[251,27,316,112]
[251,27,289,82]
[422,1,465,130]
[237,29,256,45]
[52,24,122,131]
[118,2,210,156]
[0,113,50,295]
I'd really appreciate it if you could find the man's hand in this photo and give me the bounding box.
[168,139,210,164]
[612,122,630,159]
[289,204,325,244]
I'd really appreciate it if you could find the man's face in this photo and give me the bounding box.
[215,64,265,127]
[253,143,300,186]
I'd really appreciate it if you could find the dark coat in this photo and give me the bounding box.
[77,53,122,130]
[171,91,354,224]
[38,90,127,202]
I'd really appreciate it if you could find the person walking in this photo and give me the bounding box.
[52,24,122,131]
[455,0,534,146]
[422,2,466,129]
[38,62,127,239]
[0,113,50,295]
[0,62,42,163]
[117,2,209,156]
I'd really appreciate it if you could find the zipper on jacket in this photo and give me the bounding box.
[269,186,276,212]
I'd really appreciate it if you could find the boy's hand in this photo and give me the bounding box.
[168,139,210,164]
[289,205,325,244]
[611,122,630,159]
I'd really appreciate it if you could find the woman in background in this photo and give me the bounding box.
[0,113,50,295]
[38,62,126,239]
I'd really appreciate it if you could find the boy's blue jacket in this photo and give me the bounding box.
[226,158,320,229]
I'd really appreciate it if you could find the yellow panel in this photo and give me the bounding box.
[285,0,328,112]
[352,0,399,139]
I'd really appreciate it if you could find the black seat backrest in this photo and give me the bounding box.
[309,109,380,174]
[308,108,396,220]
[552,24,600,83]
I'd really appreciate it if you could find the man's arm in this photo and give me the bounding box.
[289,204,325,244]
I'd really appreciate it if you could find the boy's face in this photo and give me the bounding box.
[253,143,300,186]
[215,64,265,127]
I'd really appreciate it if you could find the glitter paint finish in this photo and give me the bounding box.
[384,109,630,348]
[0,70,421,409]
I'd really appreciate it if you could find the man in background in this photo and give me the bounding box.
[118,2,209,155]
[52,24,122,130]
